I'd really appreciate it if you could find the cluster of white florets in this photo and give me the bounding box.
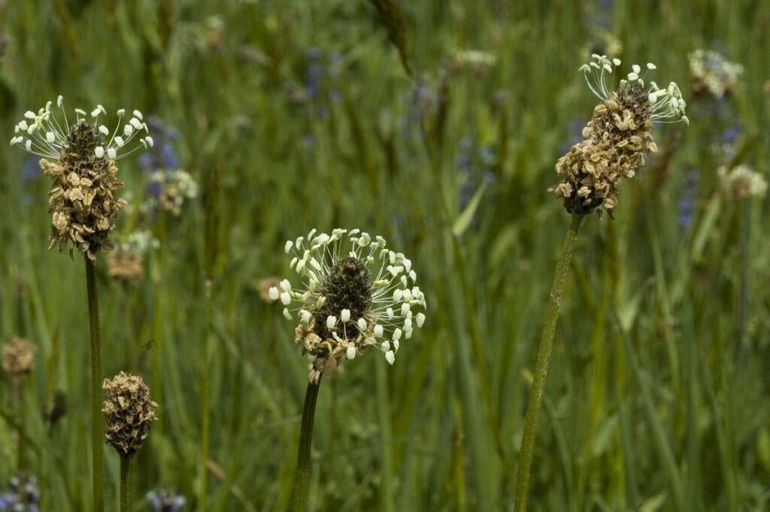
[580,54,688,124]
[10,95,153,160]
[271,228,426,367]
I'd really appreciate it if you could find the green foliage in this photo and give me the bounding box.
[1,0,769,510]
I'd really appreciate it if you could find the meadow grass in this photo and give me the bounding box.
[1,0,769,510]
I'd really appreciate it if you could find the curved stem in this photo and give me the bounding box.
[120,455,133,512]
[85,257,105,512]
[514,214,583,511]
[291,377,322,512]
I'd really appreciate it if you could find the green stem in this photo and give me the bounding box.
[291,377,322,512]
[85,257,105,512]
[120,455,133,512]
[16,379,27,472]
[514,214,583,511]
[199,280,213,510]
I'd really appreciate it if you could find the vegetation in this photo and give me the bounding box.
[1,1,769,510]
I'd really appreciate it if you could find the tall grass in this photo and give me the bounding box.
[0,0,769,510]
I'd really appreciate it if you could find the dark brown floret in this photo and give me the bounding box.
[312,256,371,342]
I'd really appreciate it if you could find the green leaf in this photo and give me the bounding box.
[452,181,488,236]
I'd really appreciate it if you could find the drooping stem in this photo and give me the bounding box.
[85,257,105,512]
[120,455,133,512]
[291,376,322,512]
[514,214,583,511]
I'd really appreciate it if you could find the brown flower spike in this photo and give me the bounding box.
[102,372,158,456]
[551,55,688,215]
[11,97,153,259]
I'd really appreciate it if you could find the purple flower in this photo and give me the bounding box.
[677,168,699,229]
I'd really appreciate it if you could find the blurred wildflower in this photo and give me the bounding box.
[144,169,198,216]
[146,489,186,511]
[583,31,622,62]
[0,473,40,512]
[689,49,743,99]
[258,276,282,304]
[10,96,152,259]
[139,117,179,173]
[718,165,767,200]
[677,168,699,229]
[2,336,34,379]
[21,157,40,184]
[107,230,159,285]
[451,49,496,75]
[102,371,158,456]
[717,122,742,163]
[456,136,498,209]
[271,228,427,382]
[551,55,688,214]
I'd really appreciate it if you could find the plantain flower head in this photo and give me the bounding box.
[10,96,153,259]
[551,55,688,215]
[102,371,158,456]
[271,228,427,382]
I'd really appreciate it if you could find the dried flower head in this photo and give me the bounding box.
[146,489,187,512]
[689,49,743,98]
[102,371,158,456]
[551,55,688,215]
[107,230,158,284]
[272,228,427,382]
[2,336,35,378]
[10,96,153,259]
[718,165,767,200]
[0,473,40,512]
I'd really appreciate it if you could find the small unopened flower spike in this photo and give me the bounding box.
[10,97,151,259]
[102,371,158,456]
[550,55,688,215]
[275,228,427,382]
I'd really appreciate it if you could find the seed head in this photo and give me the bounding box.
[10,97,152,259]
[551,55,688,215]
[273,228,427,381]
[2,336,35,379]
[102,371,158,456]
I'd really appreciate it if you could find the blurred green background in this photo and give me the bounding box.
[1,0,769,510]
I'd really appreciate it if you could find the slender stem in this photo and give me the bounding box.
[514,214,583,511]
[16,379,27,472]
[199,280,213,510]
[85,257,105,512]
[291,377,322,512]
[120,455,133,512]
